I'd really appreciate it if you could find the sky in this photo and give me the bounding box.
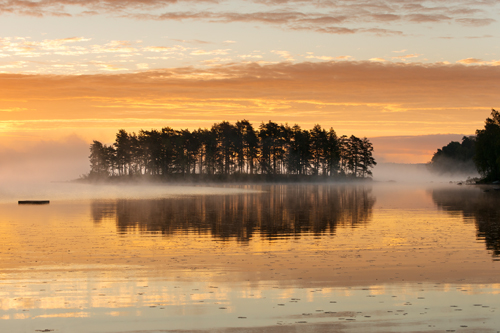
[0,0,499,176]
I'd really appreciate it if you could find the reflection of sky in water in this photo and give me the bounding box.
[1,266,500,332]
[0,183,500,331]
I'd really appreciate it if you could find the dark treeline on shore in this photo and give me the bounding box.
[87,120,376,181]
[429,109,500,182]
[428,136,477,175]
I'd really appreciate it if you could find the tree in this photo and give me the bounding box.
[475,109,500,181]
[139,129,162,175]
[359,137,377,178]
[114,129,133,176]
[338,135,350,176]
[346,135,362,177]
[325,128,340,176]
[310,124,327,175]
[213,121,237,174]
[236,120,258,174]
[160,127,177,175]
[89,140,110,177]
[259,121,282,174]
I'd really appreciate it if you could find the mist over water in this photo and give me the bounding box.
[0,134,481,191]
[373,162,479,183]
[0,182,261,204]
[0,135,89,184]
[0,161,479,205]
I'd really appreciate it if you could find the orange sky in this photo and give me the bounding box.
[0,0,499,172]
[0,62,497,146]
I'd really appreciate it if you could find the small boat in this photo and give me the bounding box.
[18,200,50,205]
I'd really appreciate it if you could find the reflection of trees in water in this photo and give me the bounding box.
[431,187,500,259]
[91,185,375,241]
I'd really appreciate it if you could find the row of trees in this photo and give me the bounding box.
[89,120,377,179]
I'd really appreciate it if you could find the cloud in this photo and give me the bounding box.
[91,40,138,53]
[190,49,230,55]
[1,0,496,36]
[456,18,496,27]
[0,60,498,141]
[457,57,483,64]
[0,107,27,112]
[305,53,352,61]
[0,36,93,58]
[0,0,216,17]
[238,54,263,59]
[91,61,129,71]
[202,57,232,65]
[392,53,422,60]
[271,50,294,61]
[40,37,92,49]
[0,61,28,68]
[406,14,451,23]
[456,58,500,66]
[170,39,212,44]
[143,46,173,52]
[370,13,401,22]
[2,60,497,99]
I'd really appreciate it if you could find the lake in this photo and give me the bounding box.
[1,182,499,332]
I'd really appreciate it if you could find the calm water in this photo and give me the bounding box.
[1,183,499,332]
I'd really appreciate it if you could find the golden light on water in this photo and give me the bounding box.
[1,183,500,333]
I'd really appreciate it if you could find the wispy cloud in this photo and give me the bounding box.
[2,60,498,109]
[0,0,496,36]
[0,60,498,140]
[271,50,294,61]
[171,39,212,44]
[305,53,352,61]
[456,18,496,27]
[392,53,422,60]
[190,49,230,55]
[457,58,500,66]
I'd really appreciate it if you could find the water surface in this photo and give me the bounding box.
[1,183,499,332]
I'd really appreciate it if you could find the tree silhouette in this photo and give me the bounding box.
[88,120,377,179]
[89,140,113,177]
[429,136,476,175]
[475,109,500,181]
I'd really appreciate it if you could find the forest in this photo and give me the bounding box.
[428,136,477,175]
[87,120,376,180]
[429,109,500,182]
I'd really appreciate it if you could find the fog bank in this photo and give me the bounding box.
[0,135,481,187]
[373,163,479,183]
[0,135,89,184]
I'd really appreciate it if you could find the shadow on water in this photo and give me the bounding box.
[91,184,375,242]
[431,186,500,260]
